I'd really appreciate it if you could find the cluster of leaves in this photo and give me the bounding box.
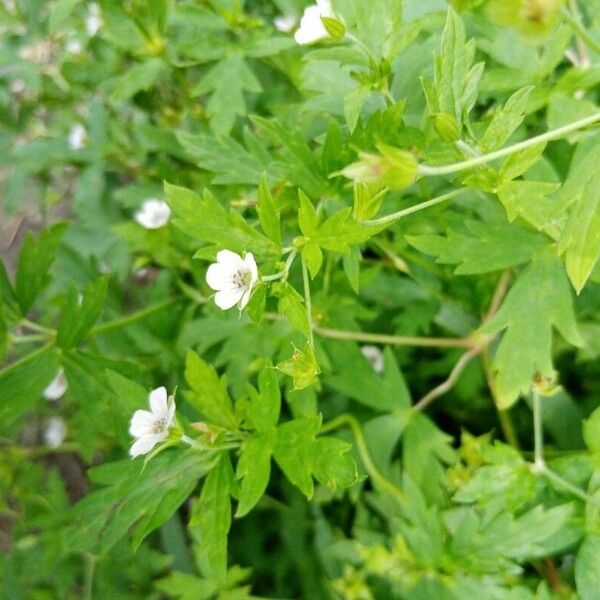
[2,0,600,599]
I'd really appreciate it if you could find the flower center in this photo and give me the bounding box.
[151,418,167,434]
[231,268,251,289]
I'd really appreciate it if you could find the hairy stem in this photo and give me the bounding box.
[320,413,405,506]
[315,325,474,349]
[360,188,466,226]
[417,112,600,177]
[301,255,315,347]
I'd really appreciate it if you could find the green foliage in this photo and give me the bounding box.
[2,0,600,598]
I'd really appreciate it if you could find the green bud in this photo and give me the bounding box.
[321,16,346,39]
[431,112,461,142]
[377,143,418,190]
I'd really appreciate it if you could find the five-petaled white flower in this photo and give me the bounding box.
[294,0,334,45]
[43,369,68,401]
[134,198,171,229]
[129,386,175,457]
[68,124,86,150]
[361,345,384,374]
[206,250,258,311]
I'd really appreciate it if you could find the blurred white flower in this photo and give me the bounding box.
[9,78,26,95]
[65,39,83,54]
[68,124,86,150]
[361,345,384,374]
[274,14,297,33]
[294,0,334,45]
[206,250,258,310]
[134,199,171,229]
[85,3,102,36]
[129,387,175,457]
[44,417,66,448]
[43,369,68,401]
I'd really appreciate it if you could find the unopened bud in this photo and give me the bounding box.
[431,112,460,142]
[320,16,345,38]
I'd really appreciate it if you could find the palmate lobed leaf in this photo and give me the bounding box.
[480,249,582,409]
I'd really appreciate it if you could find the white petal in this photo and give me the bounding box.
[244,252,259,286]
[206,263,230,291]
[44,417,67,448]
[361,345,385,374]
[166,397,176,427]
[130,434,163,457]
[43,369,68,401]
[134,199,171,229]
[294,5,329,44]
[214,288,245,310]
[316,0,334,17]
[216,249,244,268]
[274,14,296,32]
[239,287,253,310]
[129,410,157,437]
[149,386,168,417]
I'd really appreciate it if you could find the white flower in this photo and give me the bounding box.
[129,386,175,457]
[134,199,171,229]
[68,124,86,150]
[43,369,68,401]
[274,14,297,33]
[85,3,102,36]
[294,0,334,45]
[44,417,66,448]
[361,345,384,374]
[206,249,258,310]
[65,39,83,54]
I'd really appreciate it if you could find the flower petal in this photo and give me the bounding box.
[244,252,259,286]
[214,288,245,310]
[149,386,168,417]
[129,433,163,457]
[216,249,243,268]
[239,287,253,309]
[129,409,156,437]
[42,369,68,400]
[206,263,230,291]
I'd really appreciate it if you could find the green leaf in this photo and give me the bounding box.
[235,435,272,518]
[480,86,533,152]
[257,174,281,248]
[249,366,281,432]
[48,0,80,33]
[480,250,582,408]
[185,350,237,429]
[109,58,166,104]
[0,345,59,428]
[557,171,600,294]
[326,343,411,412]
[0,260,20,320]
[303,242,323,279]
[407,220,549,274]
[312,209,383,253]
[352,182,387,221]
[192,55,261,135]
[176,132,266,185]
[344,85,371,133]
[56,276,109,349]
[497,180,563,239]
[276,282,310,339]
[576,536,600,600]
[68,451,213,554]
[165,183,276,256]
[273,416,321,498]
[246,284,266,324]
[298,190,319,236]
[583,407,600,454]
[312,437,359,490]
[276,343,320,390]
[342,246,361,293]
[15,223,67,314]
[499,142,546,181]
[190,453,234,582]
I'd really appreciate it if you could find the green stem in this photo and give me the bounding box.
[531,389,595,503]
[301,255,315,347]
[261,250,298,282]
[533,389,544,469]
[176,280,208,304]
[1,344,53,375]
[561,6,600,55]
[21,319,54,334]
[314,325,473,349]
[320,414,405,506]
[418,112,600,177]
[360,188,466,226]
[11,334,48,344]
[83,553,96,600]
[88,298,180,337]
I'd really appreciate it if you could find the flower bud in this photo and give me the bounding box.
[320,16,345,39]
[431,112,461,142]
